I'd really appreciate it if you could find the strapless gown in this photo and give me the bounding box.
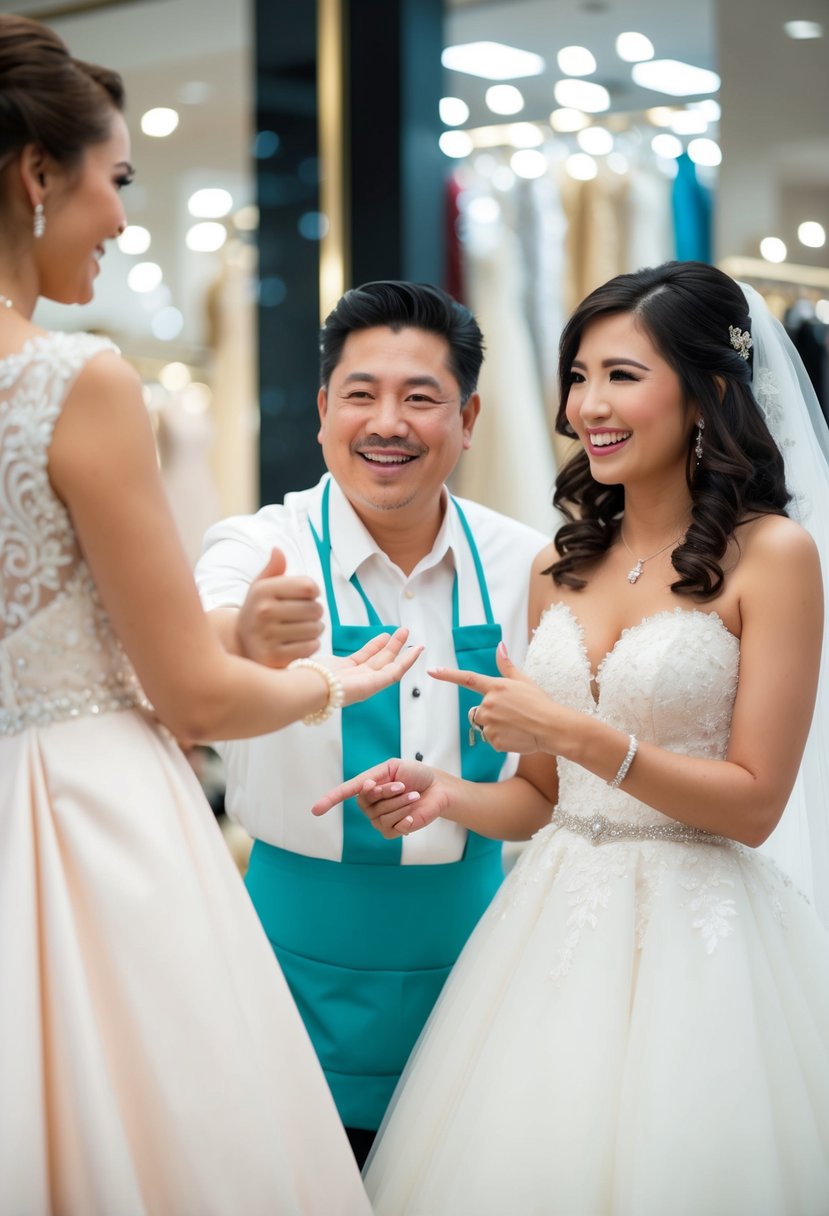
[0,333,369,1215]
[365,602,829,1215]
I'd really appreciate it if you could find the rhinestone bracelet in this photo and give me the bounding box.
[608,733,637,789]
[288,658,345,725]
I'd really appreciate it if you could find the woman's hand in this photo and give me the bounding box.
[430,641,562,755]
[311,758,452,837]
[328,629,423,707]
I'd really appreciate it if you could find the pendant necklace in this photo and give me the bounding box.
[620,528,683,585]
[0,294,14,311]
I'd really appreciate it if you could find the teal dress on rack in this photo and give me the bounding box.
[245,482,507,1129]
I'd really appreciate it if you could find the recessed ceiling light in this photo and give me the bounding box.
[651,133,683,159]
[118,225,151,255]
[511,149,548,179]
[188,188,233,219]
[485,84,524,115]
[442,41,545,80]
[577,127,613,155]
[440,97,470,126]
[508,122,544,148]
[127,261,163,292]
[616,32,654,62]
[760,237,787,263]
[632,60,720,97]
[784,20,823,39]
[550,107,589,132]
[140,107,179,138]
[439,131,473,159]
[687,137,721,166]
[186,222,227,253]
[557,46,596,76]
[799,221,826,248]
[565,153,598,181]
[669,110,708,135]
[554,79,610,112]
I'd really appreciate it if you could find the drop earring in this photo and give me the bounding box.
[33,202,45,239]
[694,417,704,463]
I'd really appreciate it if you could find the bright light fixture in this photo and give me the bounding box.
[186,222,227,252]
[760,237,787,263]
[188,188,233,219]
[798,221,826,248]
[140,107,179,138]
[550,107,589,132]
[784,20,823,39]
[439,131,473,159]
[467,196,501,224]
[554,79,610,113]
[651,133,683,159]
[689,99,721,121]
[442,41,545,80]
[577,126,613,155]
[557,46,596,76]
[151,307,184,342]
[118,225,151,255]
[127,261,163,293]
[816,299,829,323]
[632,60,720,97]
[510,149,548,179]
[669,110,708,135]
[508,122,544,148]
[159,361,191,391]
[616,32,654,62]
[565,153,598,181]
[440,97,470,126]
[646,106,676,127]
[485,84,524,115]
[687,137,721,166]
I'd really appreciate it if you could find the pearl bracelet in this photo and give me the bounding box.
[288,658,345,725]
[608,733,637,789]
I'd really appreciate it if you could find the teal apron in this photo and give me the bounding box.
[246,481,505,1129]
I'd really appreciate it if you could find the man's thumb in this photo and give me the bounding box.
[257,546,287,580]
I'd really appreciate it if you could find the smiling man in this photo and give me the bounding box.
[195,281,547,1164]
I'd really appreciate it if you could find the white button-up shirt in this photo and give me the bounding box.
[195,475,548,863]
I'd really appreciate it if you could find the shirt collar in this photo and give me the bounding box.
[322,475,461,583]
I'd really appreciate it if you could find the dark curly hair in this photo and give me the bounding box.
[320,280,484,405]
[0,14,125,194]
[549,261,791,599]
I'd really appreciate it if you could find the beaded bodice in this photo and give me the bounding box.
[0,332,146,735]
[525,602,740,830]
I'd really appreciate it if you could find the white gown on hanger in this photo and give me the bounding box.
[0,332,369,1216]
[365,602,829,1216]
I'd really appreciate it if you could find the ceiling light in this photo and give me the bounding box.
[798,221,826,248]
[816,299,829,323]
[687,137,721,166]
[440,96,470,126]
[565,153,598,181]
[689,99,721,121]
[784,20,823,39]
[441,41,545,80]
[557,46,596,76]
[159,362,191,391]
[186,222,227,252]
[140,107,179,138]
[616,32,654,62]
[188,188,233,219]
[646,106,676,127]
[760,237,787,263]
[467,196,501,224]
[127,261,163,293]
[151,307,184,342]
[508,122,544,148]
[577,126,613,155]
[439,131,473,158]
[632,60,721,97]
[651,133,683,159]
[550,107,589,132]
[510,149,548,179]
[554,79,610,113]
[117,225,151,255]
[669,110,708,134]
[485,84,524,115]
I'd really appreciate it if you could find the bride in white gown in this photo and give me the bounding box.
[0,15,422,1214]
[314,261,829,1214]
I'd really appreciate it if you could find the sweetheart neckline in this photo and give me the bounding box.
[537,602,740,707]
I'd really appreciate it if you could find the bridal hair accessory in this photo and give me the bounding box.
[740,282,829,927]
[694,417,705,463]
[287,658,344,724]
[620,527,683,584]
[33,202,45,239]
[728,324,752,360]
[608,734,638,789]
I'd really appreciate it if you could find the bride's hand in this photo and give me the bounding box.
[325,628,423,707]
[311,758,451,837]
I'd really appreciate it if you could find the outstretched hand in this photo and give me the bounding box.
[430,641,558,755]
[332,629,424,708]
[311,758,450,837]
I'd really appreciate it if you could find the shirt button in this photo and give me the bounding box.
[404,589,415,600]
[411,687,421,698]
[415,751,424,761]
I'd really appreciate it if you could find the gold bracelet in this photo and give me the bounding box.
[288,658,345,725]
[608,734,638,789]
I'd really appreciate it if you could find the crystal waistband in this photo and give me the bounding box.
[553,806,728,847]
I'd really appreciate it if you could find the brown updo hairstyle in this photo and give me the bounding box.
[0,13,125,202]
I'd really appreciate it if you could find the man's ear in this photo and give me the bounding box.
[316,385,328,444]
[461,392,481,450]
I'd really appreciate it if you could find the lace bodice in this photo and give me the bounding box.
[525,602,740,830]
[0,332,146,735]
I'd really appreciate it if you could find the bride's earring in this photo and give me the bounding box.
[694,417,705,464]
[33,202,45,239]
